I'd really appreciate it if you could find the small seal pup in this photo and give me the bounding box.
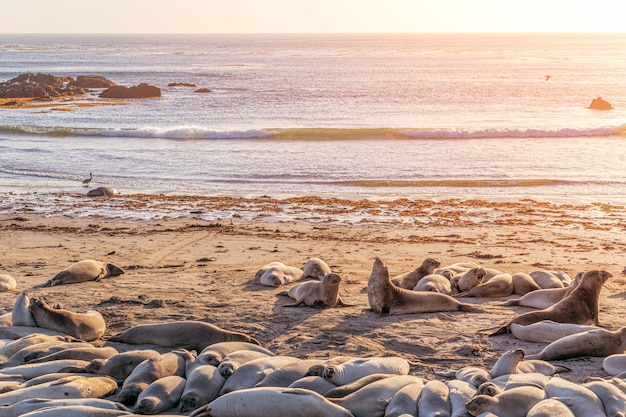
[322,357,410,386]
[0,274,17,292]
[488,348,525,378]
[28,297,106,342]
[412,273,452,294]
[133,375,187,415]
[87,186,120,196]
[253,261,304,287]
[39,259,124,287]
[489,269,611,336]
[391,258,440,289]
[301,257,331,279]
[464,385,546,417]
[110,320,260,352]
[179,364,225,412]
[281,273,351,308]
[417,380,451,417]
[368,257,484,316]
[197,341,274,366]
[450,267,485,293]
[525,327,626,361]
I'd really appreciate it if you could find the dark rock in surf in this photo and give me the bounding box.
[168,82,196,87]
[0,72,86,98]
[68,75,116,89]
[589,96,612,110]
[99,83,161,99]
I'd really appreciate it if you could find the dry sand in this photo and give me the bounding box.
[1,194,626,384]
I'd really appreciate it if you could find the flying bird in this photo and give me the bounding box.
[82,172,93,185]
[545,75,551,81]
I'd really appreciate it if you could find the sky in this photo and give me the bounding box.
[2,0,625,34]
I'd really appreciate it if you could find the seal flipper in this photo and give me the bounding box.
[488,325,510,336]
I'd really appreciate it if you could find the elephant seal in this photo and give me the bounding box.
[382,381,423,417]
[189,387,354,417]
[28,297,106,342]
[525,399,575,417]
[283,273,351,308]
[0,359,90,380]
[501,273,581,309]
[305,356,355,377]
[489,270,611,336]
[179,364,225,413]
[217,349,274,377]
[134,375,187,414]
[511,272,542,295]
[87,186,120,196]
[84,349,160,381]
[0,274,16,292]
[391,258,440,289]
[0,375,118,406]
[2,398,130,417]
[39,259,124,287]
[445,379,476,417]
[117,348,194,406]
[583,380,626,417]
[11,292,36,327]
[219,356,301,395]
[256,359,322,388]
[510,320,599,343]
[368,257,484,316]
[450,267,485,293]
[525,327,626,361]
[197,341,274,366]
[0,333,73,365]
[110,320,259,352]
[254,261,304,287]
[322,357,409,386]
[454,366,490,387]
[26,345,118,364]
[417,380,451,417]
[530,270,564,288]
[288,376,337,395]
[603,353,626,376]
[301,257,331,279]
[329,375,422,417]
[412,273,452,294]
[489,348,525,378]
[544,377,605,417]
[324,374,394,398]
[464,385,545,417]
[455,273,513,298]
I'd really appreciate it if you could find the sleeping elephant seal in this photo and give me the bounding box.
[110,320,259,352]
[253,262,304,287]
[39,259,124,287]
[87,186,120,196]
[283,273,351,308]
[28,297,106,342]
[0,274,17,292]
[391,258,440,290]
[368,257,484,316]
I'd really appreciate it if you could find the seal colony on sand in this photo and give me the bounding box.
[368,257,485,316]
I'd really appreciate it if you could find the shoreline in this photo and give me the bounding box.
[1,191,626,384]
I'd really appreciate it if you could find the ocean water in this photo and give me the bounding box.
[1,33,626,202]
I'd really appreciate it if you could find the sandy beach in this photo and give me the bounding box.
[1,193,626,387]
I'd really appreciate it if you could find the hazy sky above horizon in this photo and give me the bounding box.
[3,0,625,34]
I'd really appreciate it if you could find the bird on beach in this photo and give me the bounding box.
[545,75,551,81]
[82,172,93,185]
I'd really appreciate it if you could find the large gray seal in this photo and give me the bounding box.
[391,258,440,289]
[368,257,484,316]
[28,297,106,342]
[489,269,611,336]
[282,273,351,308]
[525,327,626,361]
[109,320,260,352]
[39,259,124,287]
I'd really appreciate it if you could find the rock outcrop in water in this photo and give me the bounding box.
[67,75,116,89]
[99,83,161,98]
[0,73,87,99]
[589,96,612,110]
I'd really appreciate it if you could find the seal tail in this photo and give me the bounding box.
[459,304,485,313]
[488,325,510,336]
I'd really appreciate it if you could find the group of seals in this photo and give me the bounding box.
[368,257,484,316]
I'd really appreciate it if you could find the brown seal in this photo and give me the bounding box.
[109,320,260,352]
[391,258,441,289]
[368,257,484,316]
[39,259,124,287]
[455,273,513,298]
[29,296,106,342]
[489,270,612,336]
[282,273,351,308]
